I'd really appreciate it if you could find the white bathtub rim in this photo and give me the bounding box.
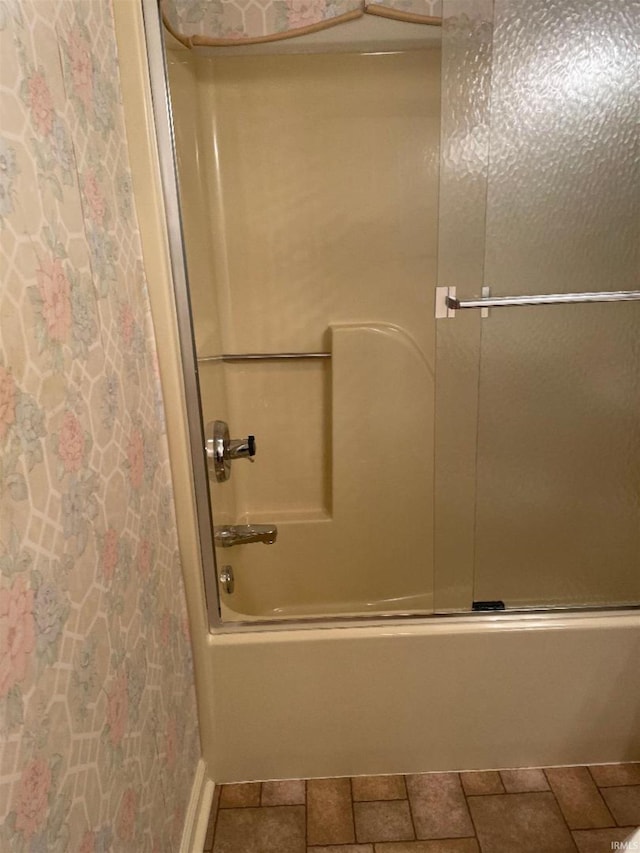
[207,606,640,642]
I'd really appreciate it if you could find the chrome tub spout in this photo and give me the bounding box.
[214,524,278,548]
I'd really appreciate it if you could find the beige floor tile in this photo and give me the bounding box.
[546,766,614,829]
[573,827,640,853]
[307,777,355,846]
[406,773,474,840]
[262,779,306,806]
[306,847,372,853]
[352,774,407,801]
[460,771,504,796]
[589,763,640,787]
[499,768,549,793]
[219,782,261,808]
[599,786,640,827]
[468,792,575,853]
[213,805,305,853]
[375,841,479,852]
[354,800,414,843]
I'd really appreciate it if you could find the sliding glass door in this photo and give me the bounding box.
[435,0,640,611]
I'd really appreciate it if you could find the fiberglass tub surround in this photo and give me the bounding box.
[164,0,640,627]
[168,43,442,620]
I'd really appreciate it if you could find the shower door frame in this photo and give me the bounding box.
[142,0,220,629]
[142,0,640,631]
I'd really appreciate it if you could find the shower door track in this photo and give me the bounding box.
[214,602,640,635]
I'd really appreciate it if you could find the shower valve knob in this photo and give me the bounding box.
[228,434,256,460]
[206,420,256,482]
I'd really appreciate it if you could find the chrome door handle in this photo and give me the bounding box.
[448,290,640,309]
[436,286,640,318]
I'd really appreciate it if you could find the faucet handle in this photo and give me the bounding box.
[206,420,256,482]
[228,435,256,461]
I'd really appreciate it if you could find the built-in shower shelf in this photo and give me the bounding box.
[238,509,332,524]
[198,352,331,363]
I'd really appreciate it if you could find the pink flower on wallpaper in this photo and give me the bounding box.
[0,364,17,443]
[101,527,119,582]
[106,670,128,746]
[68,25,94,112]
[13,756,51,839]
[136,538,151,578]
[165,716,177,769]
[127,428,144,490]
[37,256,72,343]
[286,0,327,29]
[119,303,135,349]
[82,170,106,225]
[116,788,137,842]
[27,71,54,136]
[78,830,96,853]
[0,575,35,698]
[58,411,85,473]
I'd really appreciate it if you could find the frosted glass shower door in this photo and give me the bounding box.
[434,0,640,611]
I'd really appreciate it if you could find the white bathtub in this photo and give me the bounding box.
[205,610,640,782]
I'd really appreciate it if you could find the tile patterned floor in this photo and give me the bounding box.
[203,763,640,853]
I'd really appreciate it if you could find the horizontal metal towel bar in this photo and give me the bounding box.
[446,290,640,310]
[198,352,331,363]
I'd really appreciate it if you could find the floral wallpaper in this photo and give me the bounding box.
[0,2,200,851]
[161,0,442,45]
[367,0,442,19]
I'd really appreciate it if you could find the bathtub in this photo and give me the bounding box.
[205,610,640,781]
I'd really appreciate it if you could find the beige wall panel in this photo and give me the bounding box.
[222,359,331,519]
[223,323,434,617]
[193,49,441,356]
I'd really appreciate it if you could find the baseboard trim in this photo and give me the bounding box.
[180,758,215,853]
